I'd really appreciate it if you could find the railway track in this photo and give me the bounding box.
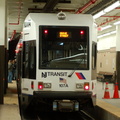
[79,110,96,120]
[22,110,96,120]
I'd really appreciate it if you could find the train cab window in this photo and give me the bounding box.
[39,26,89,70]
[22,40,36,79]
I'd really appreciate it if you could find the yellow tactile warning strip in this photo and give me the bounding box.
[97,99,120,118]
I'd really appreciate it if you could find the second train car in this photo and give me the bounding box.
[16,12,97,114]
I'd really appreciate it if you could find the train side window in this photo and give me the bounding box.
[22,40,36,79]
[22,42,29,78]
[29,41,36,79]
[92,42,97,69]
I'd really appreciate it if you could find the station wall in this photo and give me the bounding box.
[97,34,116,73]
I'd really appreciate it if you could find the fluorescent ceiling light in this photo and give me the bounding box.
[110,31,116,34]
[93,1,120,19]
[104,1,120,13]
[97,30,116,39]
[101,25,112,31]
[93,11,105,19]
[113,21,120,25]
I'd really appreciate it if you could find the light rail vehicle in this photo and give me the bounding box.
[16,12,97,115]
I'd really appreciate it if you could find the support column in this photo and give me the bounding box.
[116,24,120,90]
[0,0,6,104]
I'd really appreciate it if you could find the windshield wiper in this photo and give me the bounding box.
[68,70,76,77]
[68,57,85,77]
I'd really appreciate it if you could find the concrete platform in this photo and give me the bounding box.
[96,99,120,120]
[0,81,21,120]
[0,104,21,120]
[96,81,120,108]
[96,81,120,120]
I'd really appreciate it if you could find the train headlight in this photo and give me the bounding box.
[76,83,84,89]
[57,11,66,20]
[84,82,90,90]
[38,82,43,90]
[44,83,52,88]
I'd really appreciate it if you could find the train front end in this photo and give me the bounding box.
[20,13,97,113]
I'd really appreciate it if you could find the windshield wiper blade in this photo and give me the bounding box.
[68,70,76,77]
[68,56,86,77]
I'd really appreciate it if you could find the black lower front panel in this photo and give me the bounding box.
[20,91,94,115]
[33,91,92,99]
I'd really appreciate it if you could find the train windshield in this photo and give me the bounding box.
[39,26,89,70]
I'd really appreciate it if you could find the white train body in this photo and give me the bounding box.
[19,12,97,112]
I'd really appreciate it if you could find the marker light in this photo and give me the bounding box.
[38,82,43,89]
[31,81,34,89]
[44,30,48,34]
[84,82,90,90]
[80,30,84,35]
